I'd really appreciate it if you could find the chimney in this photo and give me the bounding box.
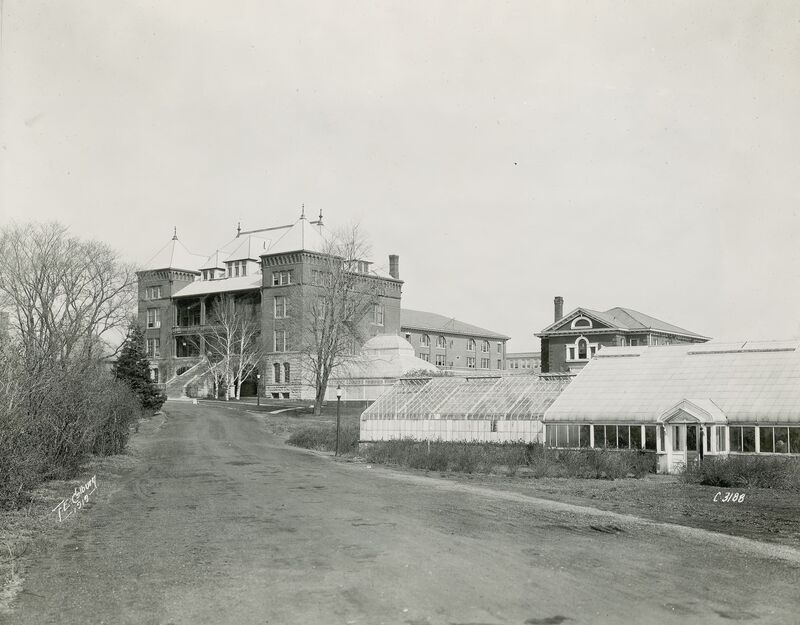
[389,254,400,279]
[554,296,564,322]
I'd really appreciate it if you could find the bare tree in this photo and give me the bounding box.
[200,293,262,400]
[295,225,380,415]
[0,222,136,416]
[0,222,136,373]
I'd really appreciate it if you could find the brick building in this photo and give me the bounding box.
[137,214,404,399]
[400,309,510,372]
[536,296,709,373]
[505,352,541,373]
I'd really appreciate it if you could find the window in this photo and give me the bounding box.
[482,340,490,353]
[730,426,756,452]
[759,427,774,453]
[146,338,160,358]
[273,363,281,383]
[497,342,502,353]
[566,337,598,362]
[572,317,592,329]
[644,426,657,451]
[283,363,290,383]
[420,334,430,347]
[716,426,727,452]
[273,330,287,352]
[791,428,800,454]
[437,336,447,349]
[480,358,490,369]
[467,339,476,351]
[373,303,384,326]
[419,353,430,362]
[272,270,292,286]
[146,308,161,329]
[629,338,639,346]
[630,426,642,449]
[774,427,789,453]
[547,424,589,448]
[617,425,630,449]
[466,357,476,369]
[594,425,606,448]
[497,359,502,369]
[274,296,288,319]
[146,286,162,299]
[672,425,683,451]
[435,354,446,367]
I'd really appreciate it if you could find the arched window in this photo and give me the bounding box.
[421,334,430,347]
[482,340,490,353]
[436,335,446,349]
[571,316,593,329]
[467,339,476,351]
[577,338,588,360]
[273,362,281,383]
[283,362,290,383]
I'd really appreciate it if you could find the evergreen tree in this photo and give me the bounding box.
[114,323,166,412]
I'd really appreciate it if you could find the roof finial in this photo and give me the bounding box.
[172,227,178,240]
[301,203,306,220]
[237,221,241,237]
[318,208,324,226]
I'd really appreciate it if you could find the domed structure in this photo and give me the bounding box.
[352,335,438,379]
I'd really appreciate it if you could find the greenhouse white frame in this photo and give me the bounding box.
[360,373,572,443]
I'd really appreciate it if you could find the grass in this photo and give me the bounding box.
[286,423,360,456]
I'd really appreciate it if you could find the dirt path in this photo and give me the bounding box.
[7,402,800,624]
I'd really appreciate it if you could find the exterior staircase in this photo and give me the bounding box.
[164,359,209,400]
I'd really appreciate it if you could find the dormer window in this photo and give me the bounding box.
[226,261,248,278]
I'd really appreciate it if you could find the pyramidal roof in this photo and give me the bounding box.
[144,234,206,273]
[265,216,329,255]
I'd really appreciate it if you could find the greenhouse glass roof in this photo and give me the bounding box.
[361,374,572,421]
[544,341,800,424]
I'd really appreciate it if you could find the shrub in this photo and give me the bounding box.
[681,455,800,490]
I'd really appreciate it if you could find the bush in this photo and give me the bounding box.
[0,363,145,509]
[681,455,800,490]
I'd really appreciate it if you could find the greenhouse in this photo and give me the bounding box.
[360,373,572,443]
[543,340,800,473]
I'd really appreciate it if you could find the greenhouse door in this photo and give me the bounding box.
[686,425,702,465]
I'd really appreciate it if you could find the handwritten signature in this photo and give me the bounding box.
[52,475,98,522]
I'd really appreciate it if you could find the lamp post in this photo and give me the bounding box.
[256,373,261,407]
[335,384,342,457]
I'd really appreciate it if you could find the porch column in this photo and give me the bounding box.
[200,297,206,325]
[589,424,595,448]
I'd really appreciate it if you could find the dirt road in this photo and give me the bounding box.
[8,402,800,624]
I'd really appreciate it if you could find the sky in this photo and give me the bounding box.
[1,1,799,351]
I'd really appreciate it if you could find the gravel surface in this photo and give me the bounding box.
[4,401,800,624]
